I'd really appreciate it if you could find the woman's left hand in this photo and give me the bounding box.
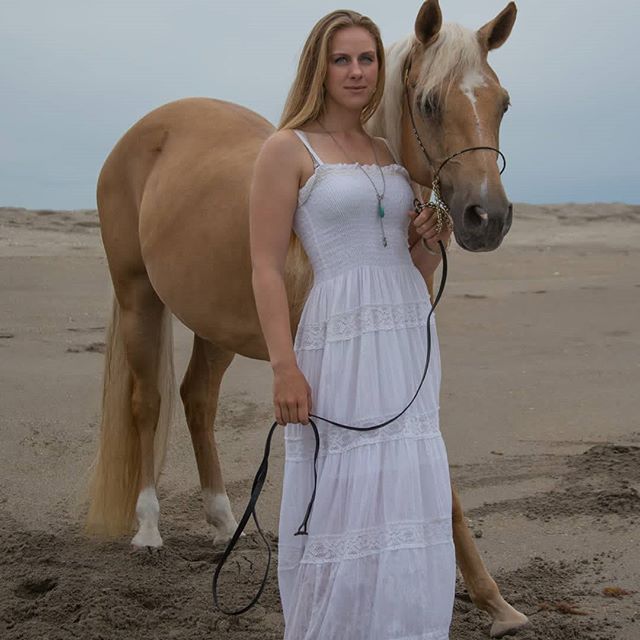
[407,206,452,251]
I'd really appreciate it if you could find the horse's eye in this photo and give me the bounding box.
[417,94,438,117]
[503,99,511,114]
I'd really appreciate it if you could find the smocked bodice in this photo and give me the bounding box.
[292,131,417,284]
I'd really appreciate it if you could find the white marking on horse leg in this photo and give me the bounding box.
[203,489,240,543]
[131,486,163,548]
[489,598,530,637]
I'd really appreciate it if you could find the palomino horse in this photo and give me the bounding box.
[87,0,527,636]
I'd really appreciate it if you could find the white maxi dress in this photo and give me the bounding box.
[278,130,456,640]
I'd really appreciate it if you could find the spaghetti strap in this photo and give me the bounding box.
[293,129,324,167]
[379,137,400,165]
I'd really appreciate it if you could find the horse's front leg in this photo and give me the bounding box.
[452,485,529,638]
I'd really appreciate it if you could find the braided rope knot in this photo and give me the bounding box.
[413,177,453,235]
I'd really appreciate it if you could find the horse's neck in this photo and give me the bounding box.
[364,105,386,138]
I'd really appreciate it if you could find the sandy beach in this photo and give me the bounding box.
[1,202,638,639]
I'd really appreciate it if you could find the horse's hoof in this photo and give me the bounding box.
[129,545,164,556]
[490,614,530,638]
[131,528,163,550]
[213,529,245,547]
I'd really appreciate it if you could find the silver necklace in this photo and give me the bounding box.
[317,121,388,247]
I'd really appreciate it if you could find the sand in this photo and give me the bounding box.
[0,203,639,639]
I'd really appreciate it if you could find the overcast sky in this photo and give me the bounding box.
[1,0,638,209]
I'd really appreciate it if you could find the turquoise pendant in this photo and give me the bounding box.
[377,201,385,219]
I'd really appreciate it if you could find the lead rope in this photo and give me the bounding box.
[212,242,448,616]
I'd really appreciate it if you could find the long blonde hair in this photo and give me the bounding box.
[278,10,386,130]
[279,11,385,318]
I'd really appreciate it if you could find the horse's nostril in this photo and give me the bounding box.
[463,205,489,230]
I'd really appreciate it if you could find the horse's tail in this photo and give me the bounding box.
[85,295,175,537]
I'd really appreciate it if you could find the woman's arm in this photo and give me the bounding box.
[408,219,443,286]
[249,130,313,426]
[250,131,300,372]
[407,182,450,296]
[408,184,451,302]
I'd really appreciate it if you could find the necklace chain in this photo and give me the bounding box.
[317,121,386,198]
[317,121,388,247]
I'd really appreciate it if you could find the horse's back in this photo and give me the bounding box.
[98,97,273,212]
[96,97,278,350]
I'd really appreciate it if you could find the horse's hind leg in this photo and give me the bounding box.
[118,280,168,549]
[452,486,529,637]
[180,335,239,543]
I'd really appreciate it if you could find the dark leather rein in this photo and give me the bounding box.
[212,53,507,617]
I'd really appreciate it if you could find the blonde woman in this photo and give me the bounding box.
[250,9,454,639]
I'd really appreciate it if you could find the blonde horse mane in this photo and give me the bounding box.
[371,24,484,159]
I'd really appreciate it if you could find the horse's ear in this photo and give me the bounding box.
[414,0,443,47]
[477,1,517,51]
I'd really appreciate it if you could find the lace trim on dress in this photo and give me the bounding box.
[285,409,440,461]
[295,301,433,351]
[297,518,452,565]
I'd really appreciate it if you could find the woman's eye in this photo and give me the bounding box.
[333,55,374,64]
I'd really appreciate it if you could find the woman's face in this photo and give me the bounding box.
[324,26,379,111]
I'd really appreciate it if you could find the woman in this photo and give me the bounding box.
[250,9,455,639]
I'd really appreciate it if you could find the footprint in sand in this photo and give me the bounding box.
[14,577,58,600]
[73,220,100,229]
[604,330,630,338]
[66,342,106,354]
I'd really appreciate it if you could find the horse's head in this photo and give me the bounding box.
[397,0,517,252]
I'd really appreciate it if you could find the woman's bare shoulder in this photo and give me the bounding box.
[258,129,304,164]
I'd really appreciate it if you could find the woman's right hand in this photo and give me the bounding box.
[273,363,313,426]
